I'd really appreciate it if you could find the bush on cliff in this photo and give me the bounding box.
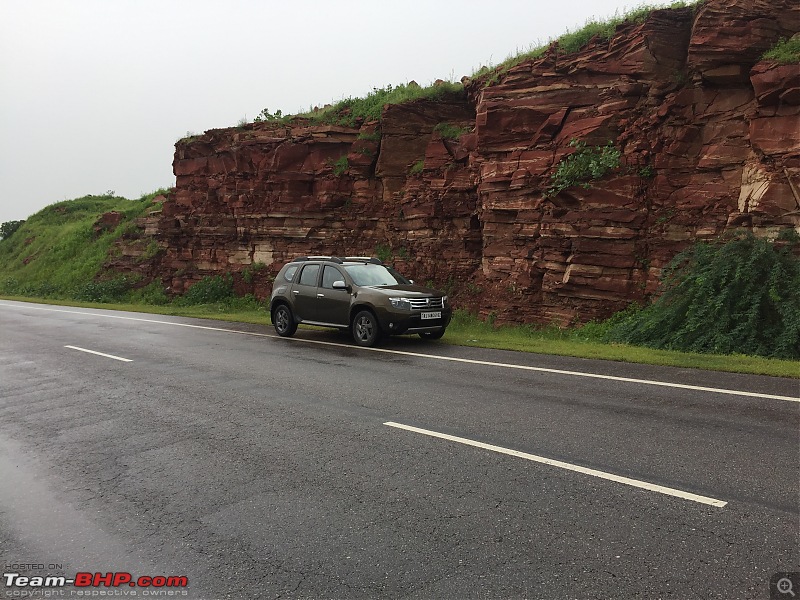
[606,232,800,359]
[545,139,621,197]
[762,36,800,64]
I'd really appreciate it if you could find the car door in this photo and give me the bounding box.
[292,263,321,321]
[316,265,351,326]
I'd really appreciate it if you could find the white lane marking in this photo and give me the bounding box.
[2,302,798,402]
[64,345,132,362]
[384,421,728,508]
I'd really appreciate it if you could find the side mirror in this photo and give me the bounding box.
[408,279,415,284]
[332,280,349,290]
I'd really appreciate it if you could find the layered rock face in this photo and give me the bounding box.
[157,0,799,324]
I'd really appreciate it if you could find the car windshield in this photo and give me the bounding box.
[344,264,410,286]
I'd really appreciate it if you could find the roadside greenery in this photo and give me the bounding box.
[2,295,796,378]
[175,274,235,305]
[605,232,800,359]
[0,192,167,301]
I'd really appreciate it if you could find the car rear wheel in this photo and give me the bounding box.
[352,310,382,347]
[272,304,297,337]
[419,328,445,340]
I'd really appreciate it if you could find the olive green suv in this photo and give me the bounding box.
[269,256,452,346]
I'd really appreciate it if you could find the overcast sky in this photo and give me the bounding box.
[1,0,673,224]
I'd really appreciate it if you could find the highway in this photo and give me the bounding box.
[1,300,798,599]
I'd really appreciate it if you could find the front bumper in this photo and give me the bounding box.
[375,307,453,335]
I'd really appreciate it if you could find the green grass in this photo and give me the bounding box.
[332,155,349,176]
[433,123,471,140]
[442,310,799,378]
[282,82,465,128]
[2,295,797,378]
[0,191,168,300]
[476,1,702,85]
[762,37,800,64]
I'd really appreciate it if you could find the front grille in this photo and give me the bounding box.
[409,297,443,310]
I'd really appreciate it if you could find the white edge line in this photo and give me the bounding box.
[384,421,728,508]
[65,345,132,363]
[2,302,797,402]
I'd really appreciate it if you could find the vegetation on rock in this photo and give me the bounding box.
[545,139,621,198]
[762,36,800,64]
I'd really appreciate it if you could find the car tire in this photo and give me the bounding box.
[352,310,382,347]
[419,328,445,340]
[272,304,297,337]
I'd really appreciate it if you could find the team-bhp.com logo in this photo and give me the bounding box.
[4,572,188,594]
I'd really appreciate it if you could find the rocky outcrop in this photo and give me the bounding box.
[152,0,799,325]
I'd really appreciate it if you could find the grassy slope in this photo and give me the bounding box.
[0,193,163,298]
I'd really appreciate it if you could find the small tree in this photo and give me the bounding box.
[0,220,25,241]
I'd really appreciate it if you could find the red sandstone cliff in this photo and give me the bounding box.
[149,0,799,324]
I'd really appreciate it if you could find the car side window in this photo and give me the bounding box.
[283,265,298,282]
[321,266,345,289]
[298,264,320,287]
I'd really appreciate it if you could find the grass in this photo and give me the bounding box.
[0,191,168,300]
[434,123,471,140]
[762,37,800,64]
[475,1,702,86]
[260,82,465,129]
[2,295,797,378]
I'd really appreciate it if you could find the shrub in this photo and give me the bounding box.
[178,274,235,305]
[332,156,349,176]
[546,139,621,197]
[409,159,425,175]
[127,281,169,305]
[253,108,286,123]
[607,232,800,359]
[762,37,800,64]
[77,275,139,303]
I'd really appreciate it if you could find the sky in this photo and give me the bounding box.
[0,0,673,225]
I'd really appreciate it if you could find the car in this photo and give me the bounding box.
[269,256,452,347]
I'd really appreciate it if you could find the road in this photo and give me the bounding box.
[1,299,798,600]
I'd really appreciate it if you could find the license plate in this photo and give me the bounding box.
[421,311,441,320]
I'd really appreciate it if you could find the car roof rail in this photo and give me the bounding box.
[292,255,338,263]
[343,256,383,265]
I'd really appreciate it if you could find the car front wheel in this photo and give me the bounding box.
[272,304,297,337]
[352,310,382,347]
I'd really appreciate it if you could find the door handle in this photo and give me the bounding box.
[317,293,325,298]
[292,290,299,295]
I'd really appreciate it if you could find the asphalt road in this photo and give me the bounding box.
[1,299,798,600]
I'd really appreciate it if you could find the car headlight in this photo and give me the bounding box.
[389,297,412,310]
[442,295,449,306]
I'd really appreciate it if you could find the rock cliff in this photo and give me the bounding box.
[151,0,799,324]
